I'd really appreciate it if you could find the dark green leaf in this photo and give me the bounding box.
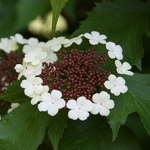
[0,80,29,103]
[107,73,150,140]
[14,0,50,31]
[50,0,69,35]
[73,0,150,68]
[0,102,50,150]
[48,110,68,150]
[0,0,18,37]
[59,115,142,150]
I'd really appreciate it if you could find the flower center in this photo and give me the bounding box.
[40,48,110,101]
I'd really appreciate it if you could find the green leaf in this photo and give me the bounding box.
[107,73,150,140]
[0,80,29,103]
[73,0,150,68]
[59,115,142,150]
[14,0,50,31]
[0,0,18,37]
[50,0,69,36]
[48,110,68,150]
[0,102,50,150]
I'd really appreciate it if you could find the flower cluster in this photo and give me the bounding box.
[0,34,26,119]
[11,31,134,121]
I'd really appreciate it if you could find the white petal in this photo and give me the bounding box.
[92,93,100,103]
[38,102,49,111]
[41,93,52,103]
[99,105,110,116]
[115,60,122,68]
[108,51,116,59]
[106,42,116,51]
[21,80,31,88]
[78,110,89,121]
[54,99,66,109]
[89,39,98,45]
[77,96,93,111]
[99,91,110,100]
[117,77,126,85]
[103,100,115,109]
[24,86,34,96]
[51,90,62,100]
[68,110,78,120]
[119,85,128,93]
[91,31,100,37]
[90,104,99,115]
[111,87,120,96]
[123,62,131,70]
[108,74,116,81]
[31,96,41,105]
[84,33,93,39]
[48,106,59,116]
[51,44,61,52]
[104,81,113,89]
[67,100,78,109]
[34,85,43,94]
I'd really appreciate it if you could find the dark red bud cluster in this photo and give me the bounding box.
[40,49,110,101]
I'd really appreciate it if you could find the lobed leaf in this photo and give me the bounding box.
[73,0,150,69]
[107,73,150,140]
[0,80,29,103]
[48,110,68,150]
[59,115,142,150]
[0,102,50,150]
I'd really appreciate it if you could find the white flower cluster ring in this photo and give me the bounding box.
[0,31,134,121]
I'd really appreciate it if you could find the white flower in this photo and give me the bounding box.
[21,75,43,97]
[104,74,128,96]
[7,103,20,113]
[15,61,42,79]
[0,38,18,53]
[10,33,27,44]
[38,90,65,116]
[64,34,83,47]
[46,36,69,52]
[24,48,47,65]
[66,96,93,121]
[84,31,107,45]
[91,91,114,116]
[43,48,58,63]
[115,60,134,76]
[30,85,49,105]
[106,42,123,60]
[22,38,46,53]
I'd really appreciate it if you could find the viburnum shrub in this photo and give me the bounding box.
[2,31,133,121]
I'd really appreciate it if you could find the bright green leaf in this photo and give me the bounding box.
[107,73,150,140]
[50,0,69,36]
[73,0,150,68]
[0,102,50,150]
[48,110,68,150]
[0,80,29,103]
[59,115,142,150]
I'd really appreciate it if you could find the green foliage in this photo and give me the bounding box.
[0,0,50,37]
[50,0,69,36]
[0,102,50,150]
[107,73,150,140]
[0,80,29,103]
[0,0,150,149]
[59,115,142,150]
[73,0,150,69]
[48,110,68,150]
